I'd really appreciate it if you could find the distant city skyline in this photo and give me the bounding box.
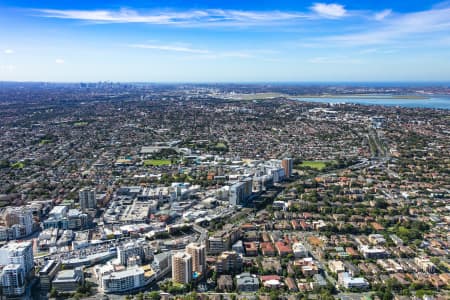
[1,0,450,82]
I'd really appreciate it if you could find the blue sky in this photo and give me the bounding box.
[1,1,450,82]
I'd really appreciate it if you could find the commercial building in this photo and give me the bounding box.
[172,252,192,284]
[39,259,62,291]
[43,207,90,231]
[79,187,97,211]
[52,268,84,293]
[186,243,206,274]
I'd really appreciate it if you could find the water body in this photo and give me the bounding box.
[292,96,450,110]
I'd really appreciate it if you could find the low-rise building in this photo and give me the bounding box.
[100,266,145,293]
[52,268,84,293]
[293,242,308,258]
[338,272,369,290]
[236,272,259,292]
[217,275,233,292]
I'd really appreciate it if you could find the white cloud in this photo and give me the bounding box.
[321,5,450,46]
[310,3,347,18]
[0,64,16,71]
[308,56,361,64]
[35,8,309,27]
[3,49,14,54]
[130,44,210,54]
[129,43,274,59]
[374,9,392,21]
[55,58,65,64]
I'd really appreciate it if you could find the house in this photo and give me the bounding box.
[285,277,298,292]
[260,242,276,256]
[275,241,292,257]
[244,242,258,256]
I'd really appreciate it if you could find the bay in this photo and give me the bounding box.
[292,96,450,110]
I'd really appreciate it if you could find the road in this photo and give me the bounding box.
[299,232,337,288]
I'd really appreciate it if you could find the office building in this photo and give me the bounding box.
[186,243,206,274]
[39,259,62,291]
[43,207,90,230]
[172,252,192,284]
[52,268,84,293]
[79,187,97,211]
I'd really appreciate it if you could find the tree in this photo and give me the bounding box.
[184,292,198,300]
[269,290,280,300]
[49,288,58,298]
[147,291,161,300]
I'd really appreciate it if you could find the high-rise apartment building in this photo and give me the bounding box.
[281,158,293,178]
[0,241,34,297]
[172,252,192,284]
[216,251,243,274]
[79,187,97,211]
[4,207,34,238]
[0,241,34,274]
[2,264,25,296]
[229,179,252,206]
[186,243,206,274]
